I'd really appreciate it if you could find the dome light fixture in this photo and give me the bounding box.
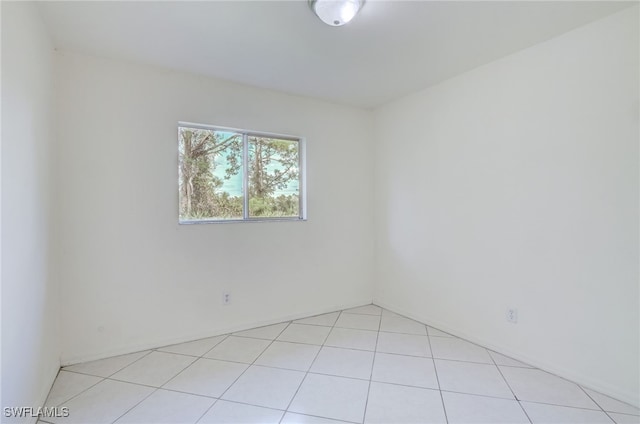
[309,0,364,27]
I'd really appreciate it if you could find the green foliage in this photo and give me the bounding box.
[249,194,299,217]
[179,127,242,219]
[179,128,300,220]
[248,137,299,199]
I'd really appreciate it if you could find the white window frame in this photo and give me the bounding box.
[178,122,307,224]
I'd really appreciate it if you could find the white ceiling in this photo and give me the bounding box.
[37,1,632,109]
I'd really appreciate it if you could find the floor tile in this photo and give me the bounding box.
[157,335,226,357]
[376,332,429,357]
[44,371,102,407]
[324,327,378,351]
[254,341,320,371]
[522,401,614,423]
[294,312,340,327]
[163,358,247,397]
[442,391,530,424]
[364,381,446,424]
[203,336,271,363]
[289,374,369,423]
[429,337,493,363]
[233,322,289,340]
[427,326,454,337]
[115,389,214,423]
[198,400,284,424]
[281,412,351,423]
[435,359,514,399]
[111,351,196,387]
[222,365,305,409]
[610,413,640,424]
[372,352,438,389]
[583,388,640,415]
[334,313,380,331]
[277,324,331,345]
[343,305,382,315]
[62,351,150,378]
[42,305,639,424]
[500,367,599,409]
[489,350,533,368]
[310,346,374,380]
[48,379,154,424]
[379,315,427,335]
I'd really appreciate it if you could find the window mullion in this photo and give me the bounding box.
[242,133,249,220]
[299,139,305,220]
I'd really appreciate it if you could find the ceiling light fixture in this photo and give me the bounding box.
[309,0,364,27]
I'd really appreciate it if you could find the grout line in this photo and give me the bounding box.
[578,386,640,415]
[377,329,429,336]
[52,350,157,410]
[195,397,287,413]
[163,334,229,358]
[339,311,382,317]
[137,386,218,400]
[576,386,619,423]
[217,333,277,342]
[49,375,106,408]
[265,326,433,337]
[489,347,533,424]
[340,304,383,317]
[194,321,293,424]
[283,411,361,424]
[276,324,333,346]
[292,322,339,328]
[438,388,519,402]
[361,308,384,424]
[604,411,640,419]
[335,325,382,332]
[154,333,228,354]
[109,388,160,424]
[487,350,534,368]
[42,367,64,406]
[231,331,326,342]
[494,363,616,402]
[279,310,342,423]
[518,398,624,413]
[427,323,449,424]
[106,350,155,379]
[119,384,218,400]
[109,352,201,423]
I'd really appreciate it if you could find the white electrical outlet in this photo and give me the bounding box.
[506,308,518,323]
[222,292,231,305]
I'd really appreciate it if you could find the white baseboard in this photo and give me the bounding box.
[60,299,373,367]
[374,300,640,409]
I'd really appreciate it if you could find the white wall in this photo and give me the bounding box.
[373,6,639,406]
[1,2,60,420]
[54,52,375,364]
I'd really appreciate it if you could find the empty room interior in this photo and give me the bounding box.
[2,1,639,423]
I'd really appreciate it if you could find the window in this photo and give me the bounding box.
[178,123,305,223]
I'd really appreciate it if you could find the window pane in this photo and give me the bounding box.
[179,127,243,221]
[248,136,300,218]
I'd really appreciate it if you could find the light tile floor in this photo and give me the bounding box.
[41,305,639,424]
